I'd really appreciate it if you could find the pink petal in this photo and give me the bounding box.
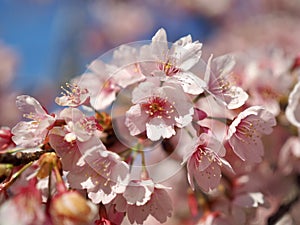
[194,162,222,192]
[16,95,48,117]
[229,135,264,163]
[125,104,148,136]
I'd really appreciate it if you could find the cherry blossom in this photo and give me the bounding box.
[80,147,130,205]
[139,28,206,95]
[204,54,248,109]
[243,48,293,116]
[55,83,89,107]
[227,106,276,163]
[183,132,232,192]
[113,179,173,224]
[0,126,15,151]
[11,95,55,148]
[286,81,300,128]
[125,78,194,141]
[0,179,47,225]
[57,107,102,143]
[74,53,144,110]
[73,60,120,110]
[278,137,300,174]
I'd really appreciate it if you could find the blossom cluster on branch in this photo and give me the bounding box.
[0,28,300,225]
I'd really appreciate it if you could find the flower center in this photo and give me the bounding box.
[80,116,103,134]
[61,83,89,104]
[158,60,180,77]
[194,145,222,166]
[142,96,175,119]
[235,120,257,139]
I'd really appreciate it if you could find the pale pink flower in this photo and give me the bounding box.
[0,41,18,89]
[48,108,128,204]
[286,81,300,127]
[76,55,143,110]
[81,148,130,205]
[11,95,55,147]
[125,79,194,141]
[243,48,293,116]
[74,60,120,110]
[53,135,130,205]
[113,179,173,224]
[183,132,232,192]
[278,137,300,174]
[0,126,15,151]
[58,107,102,143]
[50,131,129,204]
[139,28,206,95]
[204,54,248,109]
[48,128,86,172]
[110,44,145,87]
[227,106,276,163]
[0,179,47,225]
[55,83,89,107]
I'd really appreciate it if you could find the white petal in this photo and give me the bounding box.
[286,81,300,127]
[146,119,175,141]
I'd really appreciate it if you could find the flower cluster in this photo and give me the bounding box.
[1,28,300,225]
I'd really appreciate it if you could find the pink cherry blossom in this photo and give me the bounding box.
[204,54,248,109]
[243,48,293,116]
[183,132,232,192]
[110,44,145,88]
[0,179,47,225]
[11,95,55,148]
[81,147,130,205]
[48,128,85,172]
[227,106,276,163]
[55,82,89,107]
[75,54,144,111]
[57,107,102,143]
[0,126,15,151]
[139,28,206,95]
[286,81,300,127]
[278,137,300,174]
[53,136,130,204]
[73,60,120,110]
[113,179,173,224]
[47,108,128,204]
[125,79,194,141]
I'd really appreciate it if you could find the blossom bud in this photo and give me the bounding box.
[37,152,61,179]
[0,126,15,151]
[50,191,97,225]
[0,164,12,180]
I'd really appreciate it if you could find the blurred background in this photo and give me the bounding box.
[1,0,300,126]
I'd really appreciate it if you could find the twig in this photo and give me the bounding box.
[0,149,54,166]
[267,174,300,225]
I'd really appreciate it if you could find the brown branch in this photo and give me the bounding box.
[267,174,300,225]
[0,149,54,166]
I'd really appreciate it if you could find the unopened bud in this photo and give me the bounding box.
[0,164,12,178]
[50,191,97,225]
[37,152,61,179]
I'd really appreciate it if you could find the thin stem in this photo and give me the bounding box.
[47,164,53,200]
[0,162,33,190]
[207,116,232,126]
[192,93,205,103]
[184,127,194,139]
